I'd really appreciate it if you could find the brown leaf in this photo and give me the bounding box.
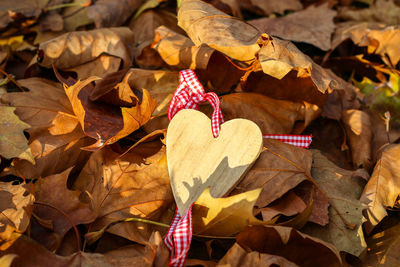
[129,9,183,68]
[363,223,400,266]
[243,35,361,117]
[232,139,312,208]
[302,150,367,256]
[151,26,246,93]
[38,27,134,69]
[90,69,138,107]
[0,106,33,163]
[39,11,63,32]
[33,168,96,242]
[62,0,94,32]
[178,0,260,61]
[1,78,90,179]
[192,188,271,236]
[360,144,400,233]
[249,3,336,51]
[0,182,34,249]
[306,118,353,169]
[220,92,321,134]
[60,73,157,147]
[65,55,122,80]
[217,243,298,267]
[338,0,400,26]
[332,22,400,66]
[87,0,142,28]
[74,145,173,244]
[206,0,242,17]
[0,0,48,29]
[237,225,342,267]
[0,232,164,267]
[152,26,216,70]
[258,35,340,93]
[240,0,303,15]
[260,191,307,221]
[126,68,179,116]
[369,110,400,163]
[294,182,329,226]
[342,109,372,168]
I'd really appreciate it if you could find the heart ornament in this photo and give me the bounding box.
[166,109,263,215]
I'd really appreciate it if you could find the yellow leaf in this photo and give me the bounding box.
[193,188,273,236]
[0,254,17,267]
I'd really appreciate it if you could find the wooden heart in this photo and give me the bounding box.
[167,109,263,215]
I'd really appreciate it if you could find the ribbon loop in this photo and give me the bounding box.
[168,69,224,137]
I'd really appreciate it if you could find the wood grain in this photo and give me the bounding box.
[166,109,263,215]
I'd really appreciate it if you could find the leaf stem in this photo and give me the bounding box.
[0,69,26,92]
[34,201,82,251]
[86,216,235,245]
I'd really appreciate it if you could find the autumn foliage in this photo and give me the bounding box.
[0,0,400,266]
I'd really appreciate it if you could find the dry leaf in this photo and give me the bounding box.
[0,182,34,249]
[74,145,173,244]
[363,223,400,266]
[59,73,157,147]
[0,0,48,29]
[0,106,33,163]
[258,35,340,93]
[62,0,94,32]
[368,110,400,163]
[38,27,134,69]
[338,0,400,26]
[342,109,372,168]
[260,191,307,221]
[178,0,260,61]
[0,254,17,267]
[33,168,96,243]
[126,68,179,116]
[87,0,142,28]
[206,0,242,17]
[360,144,400,233]
[217,243,298,267]
[332,22,400,66]
[237,225,342,267]
[220,92,321,134]
[1,78,89,179]
[129,9,183,68]
[65,55,122,80]
[152,26,216,70]
[240,0,303,15]
[302,150,367,256]
[249,3,336,51]
[232,139,312,208]
[192,188,270,236]
[89,69,138,107]
[294,182,329,226]
[38,11,63,32]
[151,27,245,93]
[0,232,163,266]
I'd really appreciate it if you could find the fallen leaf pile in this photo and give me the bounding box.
[0,0,400,266]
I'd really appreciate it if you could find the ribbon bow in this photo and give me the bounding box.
[168,69,224,137]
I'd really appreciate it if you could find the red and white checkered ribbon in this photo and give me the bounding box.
[164,69,313,267]
[263,134,313,148]
[168,69,224,137]
[164,206,192,267]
